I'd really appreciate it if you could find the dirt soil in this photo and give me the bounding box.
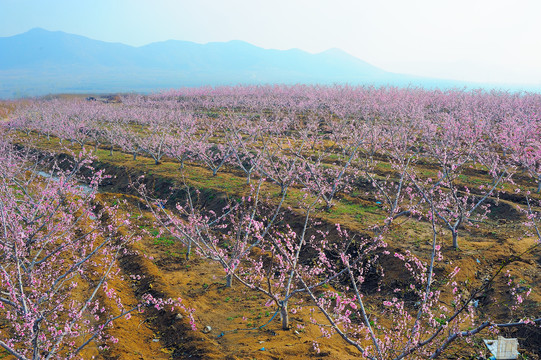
[7,138,541,360]
[89,187,540,360]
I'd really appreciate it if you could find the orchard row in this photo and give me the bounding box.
[2,85,540,359]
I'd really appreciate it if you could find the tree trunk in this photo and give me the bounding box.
[452,230,459,249]
[324,199,334,212]
[225,273,233,288]
[186,239,191,261]
[110,144,114,156]
[280,304,289,330]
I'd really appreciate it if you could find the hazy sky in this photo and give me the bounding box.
[1,0,540,85]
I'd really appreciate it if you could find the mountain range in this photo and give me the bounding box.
[0,28,533,99]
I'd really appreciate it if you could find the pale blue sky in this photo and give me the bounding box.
[1,0,540,85]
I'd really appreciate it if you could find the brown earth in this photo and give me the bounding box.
[5,135,541,359]
[90,189,540,360]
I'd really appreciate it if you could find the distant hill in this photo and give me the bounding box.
[0,28,535,98]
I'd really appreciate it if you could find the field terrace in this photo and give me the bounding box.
[2,85,540,359]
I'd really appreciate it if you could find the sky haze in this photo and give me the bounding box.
[1,0,540,86]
